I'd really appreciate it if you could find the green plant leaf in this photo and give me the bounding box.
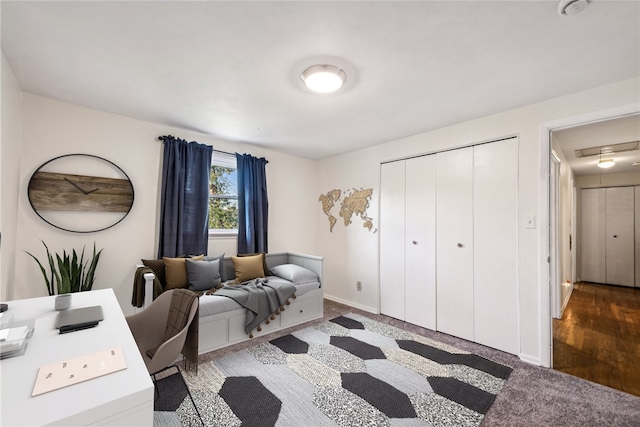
[25,241,102,295]
[24,250,53,296]
[82,243,103,292]
[78,246,86,292]
[43,241,61,295]
[71,248,86,293]
[57,253,71,294]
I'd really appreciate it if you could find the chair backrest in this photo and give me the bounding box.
[162,288,198,342]
[145,289,198,375]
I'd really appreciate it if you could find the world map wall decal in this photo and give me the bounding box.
[318,188,377,233]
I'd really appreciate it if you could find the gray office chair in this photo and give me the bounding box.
[126,289,202,424]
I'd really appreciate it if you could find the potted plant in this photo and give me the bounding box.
[25,241,103,295]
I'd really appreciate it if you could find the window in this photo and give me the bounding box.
[209,152,238,232]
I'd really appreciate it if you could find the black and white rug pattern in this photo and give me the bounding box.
[154,313,512,427]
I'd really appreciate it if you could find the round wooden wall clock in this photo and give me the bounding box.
[27,154,135,233]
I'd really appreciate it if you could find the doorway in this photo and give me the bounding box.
[546,112,640,394]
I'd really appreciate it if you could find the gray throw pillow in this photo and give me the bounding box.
[204,252,225,262]
[185,258,221,291]
[270,264,318,284]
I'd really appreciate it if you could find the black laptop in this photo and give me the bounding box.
[55,306,104,333]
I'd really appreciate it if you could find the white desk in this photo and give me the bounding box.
[0,289,153,426]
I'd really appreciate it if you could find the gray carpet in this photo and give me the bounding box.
[191,299,640,427]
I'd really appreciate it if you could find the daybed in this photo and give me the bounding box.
[134,252,324,355]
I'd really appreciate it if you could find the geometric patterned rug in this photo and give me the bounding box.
[154,313,512,427]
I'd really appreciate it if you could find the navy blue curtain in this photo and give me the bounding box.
[236,153,269,254]
[158,136,213,258]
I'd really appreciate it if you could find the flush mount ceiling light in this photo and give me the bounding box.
[558,0,590,16]
[597,159,615,169]
[301,65,347,94]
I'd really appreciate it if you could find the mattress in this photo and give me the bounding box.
[198,276,320,317]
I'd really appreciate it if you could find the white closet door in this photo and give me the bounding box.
[380,161,406,320]
[405,155,437,330]
[636,186,640,288]
[436,147,474,341]
[605,186,635,287]
[473,140,519,354]
[580,188,606,284]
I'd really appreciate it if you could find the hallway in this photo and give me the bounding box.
[553,282,640,397]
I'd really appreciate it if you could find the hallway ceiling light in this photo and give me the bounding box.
[597,159,615,168]
[301,65,347,94]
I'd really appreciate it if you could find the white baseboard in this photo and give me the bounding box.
[323,294,378,314]
[519,353,541,366]
[560,283,574,317]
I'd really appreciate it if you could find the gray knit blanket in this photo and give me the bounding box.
[215,278,296,334]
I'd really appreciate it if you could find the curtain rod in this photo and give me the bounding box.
[157,136,235,156]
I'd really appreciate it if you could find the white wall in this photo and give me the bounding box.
[1,51,23,302]
[317,77,640,364]
[576,171,640,188]
[317,154,381,312]
[12,94,318,315]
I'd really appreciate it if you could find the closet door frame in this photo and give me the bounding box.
[379,136,520,352]
[579,186,635,287]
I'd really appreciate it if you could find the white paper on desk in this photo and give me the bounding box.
[32,346,128,396]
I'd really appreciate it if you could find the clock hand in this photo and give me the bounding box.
[64,177,89,194]
[85,188,100,194]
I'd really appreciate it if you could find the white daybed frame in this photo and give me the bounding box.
[139,252,324,354]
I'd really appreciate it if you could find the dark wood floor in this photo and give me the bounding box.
[553,282,640,397]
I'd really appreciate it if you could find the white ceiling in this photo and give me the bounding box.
[2,1,639,160]
[553,114,640,176]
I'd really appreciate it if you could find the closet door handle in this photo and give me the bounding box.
[412,241,418,245]
[457,243,464,248]
[613,235,618,238]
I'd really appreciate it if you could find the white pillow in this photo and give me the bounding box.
[270,264,318,284]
